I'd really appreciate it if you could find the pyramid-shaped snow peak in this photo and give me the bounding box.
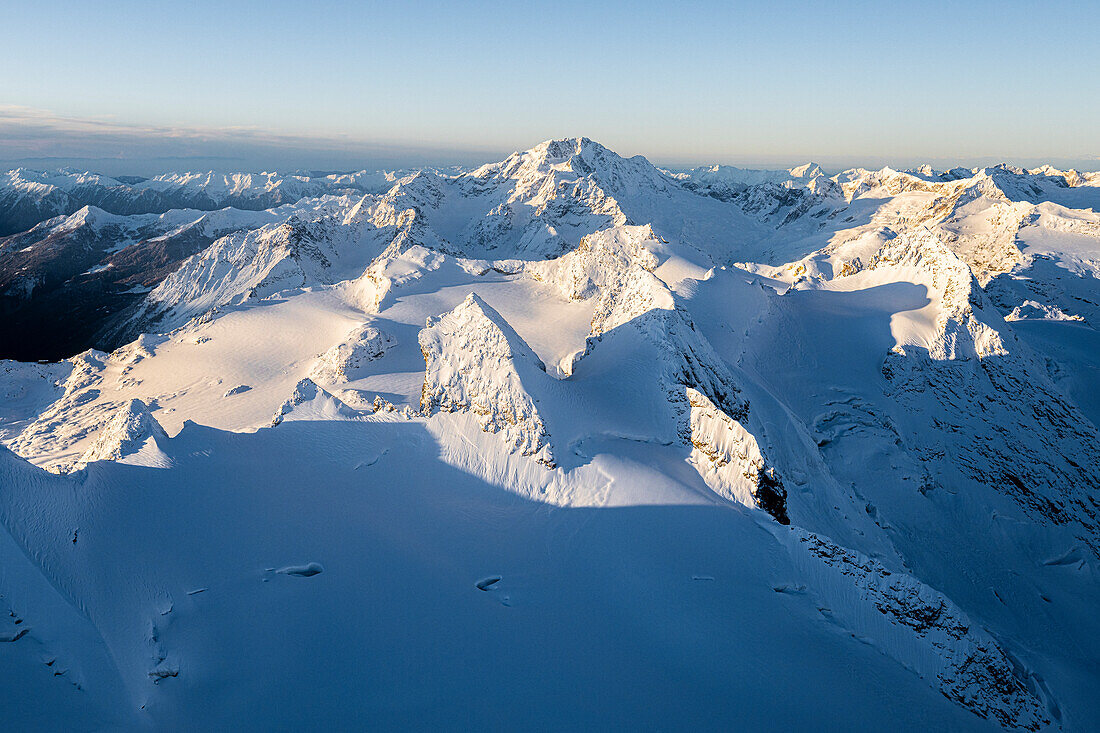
[511,137,616,172]
[270,378,360,426]
[418,293,553,466]
[788,162,825,179]
[488,137,672,196]
[77,398,168,467]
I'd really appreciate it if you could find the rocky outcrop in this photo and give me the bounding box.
[857,231,1100,546]
[789,530,1052,731]
[270,378,360,427]
[686,388,789,523]
[6,349,112,473]
[309,323,395,384]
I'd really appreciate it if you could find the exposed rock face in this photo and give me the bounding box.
[530,224,788,521]
[527,224,668,334]
[0,167,405,237]
[790,530,1051,731]
[418,294,553,467]
[0,202,352,360]
[686,388,789,523]
[114,198,361,335]
[7,143,1099,364]
[857,231,1100,547]
[0,141,1099,727]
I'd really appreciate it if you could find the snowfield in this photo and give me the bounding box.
[1,138,1099,730]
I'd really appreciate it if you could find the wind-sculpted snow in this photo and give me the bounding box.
[120,197,359,331]
[865,229,1008,360]
[1,138,1099,730]
[534,226,748,421]
[7,349,115,473]
[0,198,353,360]
[122,194,458,337]
[523,225,791,520]
[8,138,1099,360]
[847,231,1100,545]
[270,377,360,426]
[527,224,669,335]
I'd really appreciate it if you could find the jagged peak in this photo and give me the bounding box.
[419,293,552,465]
[47,204,126,233]
[77,398,167,466]
[427,293,546,370]
[478,137,664,190]
[270,377,359,426]
[527,224,671,335]
[309,323,395,385]
[986,162,1028,175]
[67,204,102,222]
[788,162,824,178]
[526,136,612,163]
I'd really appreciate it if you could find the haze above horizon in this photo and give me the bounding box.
[2,0,1098,175]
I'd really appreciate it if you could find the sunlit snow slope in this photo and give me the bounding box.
[1,139,1099,731]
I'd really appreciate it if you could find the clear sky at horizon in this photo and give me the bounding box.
[1,0,1098,173]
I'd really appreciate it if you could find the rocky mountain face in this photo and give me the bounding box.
[0,201,356,360]
[1,139,1098,730]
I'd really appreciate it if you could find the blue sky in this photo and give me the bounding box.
[2,0,1098,173]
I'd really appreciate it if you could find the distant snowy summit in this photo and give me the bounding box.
[0,165,418,236]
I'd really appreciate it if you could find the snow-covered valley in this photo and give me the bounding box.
[1,138,1098,730]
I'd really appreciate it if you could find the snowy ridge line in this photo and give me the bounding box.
[8,136,1100,361]
[686,387,788,524]
[780,527,1054,731]
[0,165,425,237]
[855,231,1100,545]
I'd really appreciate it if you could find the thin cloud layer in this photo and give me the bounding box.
[0,106,501,174]
[1,106,1097,177]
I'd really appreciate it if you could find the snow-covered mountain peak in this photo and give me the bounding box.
[419,293,553,466]
[525,136,605,164]
[502,136,614,171]
[270,377,360,425]
[76,397,168,467]
[788,161,824,178]
[422,292,547,373]
[479,137,672,198]
[2,167,123,194]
